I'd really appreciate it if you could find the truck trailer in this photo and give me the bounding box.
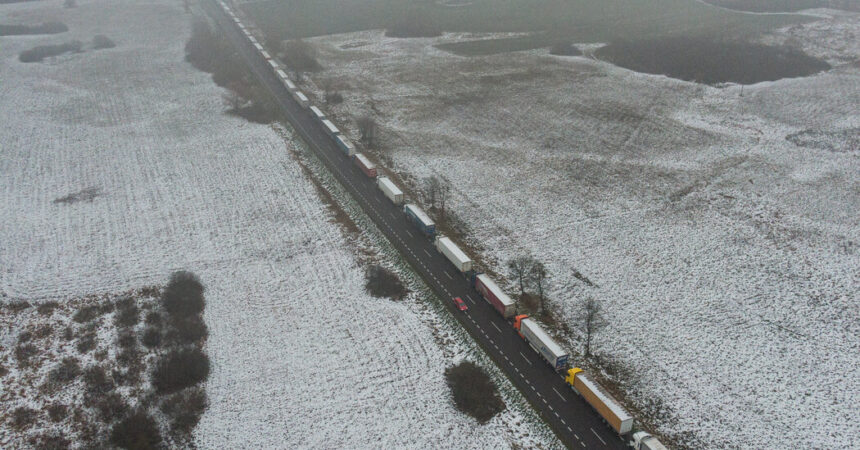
[292,90,309,108]
[353,153,377,178]
[310,106,326,121]
[632,432,669,450]
[473,274,516,318]
[321,119,340,136]
[403,204,435,237]
[283,78,296,92]
[260,50,272,60]
[565,368,634,435]
[377,177,404,205]
[335,135,356,156]
[435,236,472,272]
[268,59,279,70]
[514,315,569,371]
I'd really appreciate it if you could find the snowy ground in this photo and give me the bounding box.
[0,0,554,447]
[298,10,860,448]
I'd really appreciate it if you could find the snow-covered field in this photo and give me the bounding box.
[299,9,860,448]
[0,0,554,447]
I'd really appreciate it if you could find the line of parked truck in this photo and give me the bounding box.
[219,3,667,447]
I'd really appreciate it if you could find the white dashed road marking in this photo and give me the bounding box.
[520,352,533,366]
[491,322,501,332]
[591,429,606,445]
[553,387,567,401]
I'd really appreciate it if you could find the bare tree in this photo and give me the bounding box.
[577,297,607,357]
[528,261,549,314]
[422,176,440,209]
[437,181,451,219]
[507,256,534,298]
[356,115,378,148]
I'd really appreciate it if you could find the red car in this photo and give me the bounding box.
[453,297,468,311]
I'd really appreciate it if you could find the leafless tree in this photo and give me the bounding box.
[528,261,549,314]
[356,115,378,148]
[507,256,534,297]
[422,176,440,209]
[437,182,451,219]
[577,297,607,357]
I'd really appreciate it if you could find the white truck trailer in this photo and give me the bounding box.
[321,119,340,136]
[514,316,570,371]
[292,90,309,108]
[632,432,669,450]
[435,236,472,272]
[310,106,326,121]
[377,177,404,205]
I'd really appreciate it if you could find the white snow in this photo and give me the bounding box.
[300,17,860,448]
[0,0,556,448]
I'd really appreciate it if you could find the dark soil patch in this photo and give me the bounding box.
[19,40,83,63]
[365,265,408,300]
[0,22,67,36]
[54,187,102,204]
[703,0,859,12]
[445,361,505,423]
[595,37,830,85]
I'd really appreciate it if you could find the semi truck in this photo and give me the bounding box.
[335,135,356,156]
[321,119,340,136]
[403,204,435,237]
[565,368,634,435]
[354,153,377,178]
[283,78,296,92]
[632,432,669,450]
[435,235,472,272]
[473,274,516,318]
[377,177,404,205]
[268,59,279,70]
[260,50,272,60]
[514,315,569,371]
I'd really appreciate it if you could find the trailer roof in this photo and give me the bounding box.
[310,106,325,118]
[294,91,308,102]
[336,135,355,149]
[260,50,272,60]
[437,236,471,265]
[476,274,515,307]
[378,177,403,196]
[522,318,567,359]
[578,373,633,422]
[268,59,278,69]
[404,204,434,227]
[321,119,340,134]
[354,153,375,169]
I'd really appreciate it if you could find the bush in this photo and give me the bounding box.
[161,271,204,319]
[280,40,322,72]
[18,331,32,343]
[47,403,67,422]
[145,311,162,326]
[118,329,137,349]
[9,407,39,431]
[19,40,83,63]
[15,343,38,367]
[49,357,81,384]
[73,305,102,323]
[152,348,210,394]
[115,298,139,328]
[63,326,75,341]
[92,34,116,49]
[3,300,31,312]
[160,387,208,435]
[365,265,407,300]
[93,392,129,422]
[110,410,162,450]
[76,332,97,353]
[445,361,505,423]
[29,433,70,449]
[164,315,208,347]
[37,301,60,315]
[0,363,7,377]
[141,327,162,348]
[34,324,53,339]
[83,365,115,396]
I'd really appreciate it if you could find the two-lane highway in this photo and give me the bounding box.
[204,2,627,448]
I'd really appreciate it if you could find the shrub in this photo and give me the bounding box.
[15,343,38,367]
[63,326,75,340]
[92,34,116,49]
[110,410,162,450]
[164,315,208,347]
[160,386,208,434]
[0,363,7,377]
[116,347,140,368]
[115,298,139,328]
[145,311,162,326]
[118,329,137,349]
[445,361,505,423]
[83,365,115,395]
[141,327,162,348]
[47,403,67,422]
[280,39,322,72]
[18,330,33,343]
[34,324,53,339]
[93,392,129,422]
[77,332,97,353]
[73,305,102,323]
[19,40,83,63]
[3,300,31,312]
[29,433,70,449]
[49,357,81,384]
[37,301,60,315]
[9,407,39,431]
[365,265,407,300]
[152,348,210,394]
[161,271,204,319]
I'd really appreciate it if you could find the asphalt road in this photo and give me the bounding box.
[205,2,628,448]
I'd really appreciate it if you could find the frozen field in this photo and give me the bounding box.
[299,9,860,448]
[0,0,552,447]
